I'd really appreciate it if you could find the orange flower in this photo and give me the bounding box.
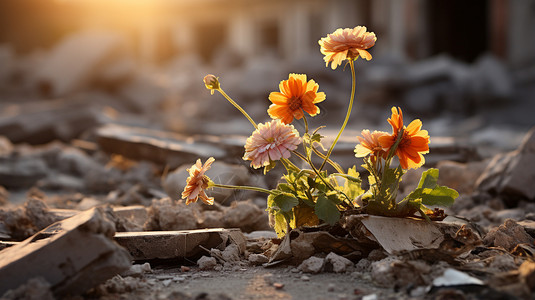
[268,74,326,124]
[319,26,377,70]
[378,107,430,170]
[181,157,215,205]
[354,129,389,163]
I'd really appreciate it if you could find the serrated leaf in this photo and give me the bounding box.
[272,193,299,212]
[315,194,341,225]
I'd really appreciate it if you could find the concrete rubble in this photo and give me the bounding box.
[0,207,132,297]
[0,28,535,299]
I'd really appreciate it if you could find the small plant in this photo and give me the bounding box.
[181,26,458,237]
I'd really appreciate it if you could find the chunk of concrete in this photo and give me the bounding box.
[0,207,132,297]
[96,124,226,169]
[114,228,245,261]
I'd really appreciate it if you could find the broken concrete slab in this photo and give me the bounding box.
[0,207,132,297]
[96,124,226,169]
[114,228,245,261]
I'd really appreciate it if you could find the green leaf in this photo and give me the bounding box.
[417,168,439,190]
[272,194,299,212]
[420,186,458,207]
[404,168,458,208]
[315,194,340,225]
[277,183,294,194]
[272,211,290,238]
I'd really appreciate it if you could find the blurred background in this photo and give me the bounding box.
[1,0,534,156]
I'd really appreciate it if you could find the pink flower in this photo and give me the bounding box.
[243,119,301,169]
[181,157,215,205]
[319,26,377,70]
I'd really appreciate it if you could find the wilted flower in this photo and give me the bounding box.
[319,26,376,70]
[203,74,220,95]
[378,107,430,170]
[267,73,326,124]
[354,129,389,164]
[243,119,302,169]
[182,157,215,205]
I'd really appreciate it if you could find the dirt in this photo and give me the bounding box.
[92,265,389,300]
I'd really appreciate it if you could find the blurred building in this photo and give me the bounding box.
[0,0,534,67]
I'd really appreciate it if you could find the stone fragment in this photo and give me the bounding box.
[371,257,432,288]
[476,127,535,203]
[0,198,62,240]
[143,198,199,231]
[114,228,245,261]
[122,263,152,277]
[325,252,353,273]
[0,277,54,300]
[436,160,488,195]
[0,207,132,296]
[33,30,127,97]
[197,256,218,270]
[483,219,534,251]
[112,205,148,232]
[298,256,325,274]
[96,124,226,169]
[0,156,48,189]
[247,254,269,266]
[222,200,270,233]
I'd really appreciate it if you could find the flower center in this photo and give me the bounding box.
[288,97,302,111]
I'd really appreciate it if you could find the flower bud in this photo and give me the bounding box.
[203,74,220,94]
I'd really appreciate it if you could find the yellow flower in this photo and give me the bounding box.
[319,26,377,70]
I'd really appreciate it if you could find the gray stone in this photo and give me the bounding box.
[0,207,132,297]
[476,127,535,203]
[298,256,325,274]
[197,256,218,270]
[143,198,199,231]
[325,252,353,273]
[0,156,48,189]
[248,254,269,266]
[222,200,270,233]
[484,219,534,251]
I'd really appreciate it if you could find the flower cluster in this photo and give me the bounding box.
[181,26,457,236]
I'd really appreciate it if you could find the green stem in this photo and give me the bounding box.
[210,182,274,195]
[319,59,356,171]
[311,147,344,174]
[217,88,257,129]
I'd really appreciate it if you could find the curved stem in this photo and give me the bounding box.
[210,182,274,195]
[311,147,344,174]
[320,59,356,171]
[217,88,257,129]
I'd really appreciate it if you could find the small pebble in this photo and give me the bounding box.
[301,275,310,281]
[273,282,285,289]
[328,283,336,292]
[162,279,172,287]
[181,266,191,272]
